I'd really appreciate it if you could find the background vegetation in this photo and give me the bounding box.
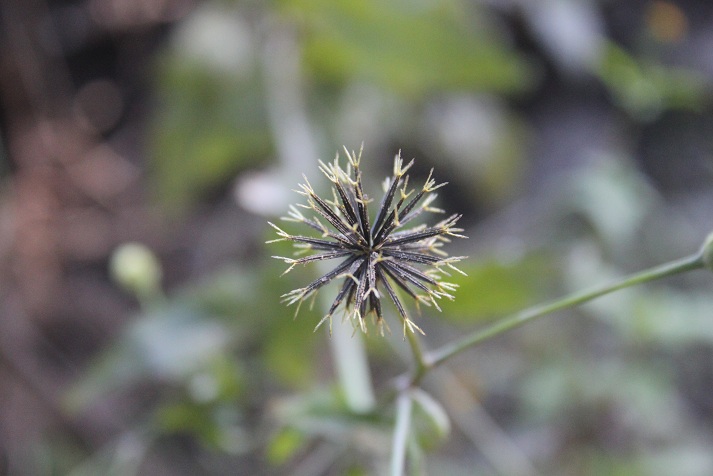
[1,0,712,474]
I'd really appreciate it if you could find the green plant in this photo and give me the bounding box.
[269,148,713,476]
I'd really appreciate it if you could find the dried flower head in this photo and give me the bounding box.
[268,146,467,335]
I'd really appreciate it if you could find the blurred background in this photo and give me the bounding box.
[1,0,713,474]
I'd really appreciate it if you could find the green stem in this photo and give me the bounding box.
[390,391,413,476]
[420,252,704,382]
[328,305,376,413]
[404,326,428,385]
[320,264,375,413]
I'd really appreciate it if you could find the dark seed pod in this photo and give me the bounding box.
[268,145,467,335]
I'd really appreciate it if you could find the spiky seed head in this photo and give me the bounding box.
[268,146,467,335]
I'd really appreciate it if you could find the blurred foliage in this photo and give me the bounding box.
[279,0,535,96]
[559,156,658,248]
[268,388,391,473]
[150,55,272,209]
[150,3,272,210]
[67,260,323,470]
[149,0,537,213]
[410,389,451,451]
[597,42,710,120]
[52,0,713,474]
[437,254,554,323]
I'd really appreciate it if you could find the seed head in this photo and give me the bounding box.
[268,145,467,335]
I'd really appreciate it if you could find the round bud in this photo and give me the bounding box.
[110,242,162,298]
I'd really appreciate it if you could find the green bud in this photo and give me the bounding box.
[110,242,162,298]
[702,232,713,272]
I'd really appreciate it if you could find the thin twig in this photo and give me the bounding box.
[413,252,704,385]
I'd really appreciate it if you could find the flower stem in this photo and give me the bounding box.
[390,391,413,476]
[329,315,376,413]
[404,326,428,384]
[419,252,705,382]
